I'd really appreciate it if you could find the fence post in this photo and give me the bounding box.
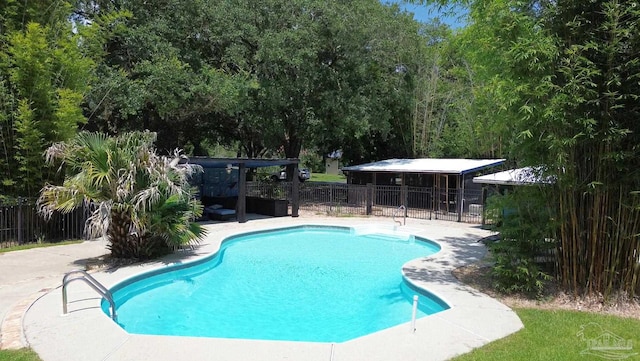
[457,188,463,222]
[481,187,487,226]
[291,168,300,218]
[17,197,24,244]
[401,185,408,217]
[329,183,334,212]
[366,183,373,215]
[432,188,437,220]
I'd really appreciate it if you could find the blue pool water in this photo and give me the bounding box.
[104,226,448,342]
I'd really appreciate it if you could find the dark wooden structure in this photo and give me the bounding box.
[186,157,300,223]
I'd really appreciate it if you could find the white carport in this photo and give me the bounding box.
[472,167,548,186]
[472,167,552,225]
[341,158,505,221]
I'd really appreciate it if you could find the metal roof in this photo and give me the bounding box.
[472,167,552,185]
[341,158,505,175]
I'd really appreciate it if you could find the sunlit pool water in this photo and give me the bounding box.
[104,225,448,342]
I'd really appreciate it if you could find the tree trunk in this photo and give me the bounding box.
[107,209,133,258]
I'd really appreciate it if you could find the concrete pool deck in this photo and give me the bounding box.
[1,216,523,361]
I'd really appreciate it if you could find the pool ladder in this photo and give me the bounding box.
[62,270,117,321]
[393,205,406,226]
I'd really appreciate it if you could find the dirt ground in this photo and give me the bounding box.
[452,261,640,320]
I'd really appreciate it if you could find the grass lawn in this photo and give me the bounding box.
[307,173,346,183]
[0,240,83,254]
[0,349,41,361]
[452,308,640,361]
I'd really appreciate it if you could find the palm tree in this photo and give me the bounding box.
[38,131,205,259]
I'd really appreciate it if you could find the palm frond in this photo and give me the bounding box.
[84,201,112,239]
[38,184,84,219]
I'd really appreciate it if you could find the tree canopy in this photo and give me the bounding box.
[76,0,428,164]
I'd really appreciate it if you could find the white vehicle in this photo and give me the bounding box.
[271,168,311,182]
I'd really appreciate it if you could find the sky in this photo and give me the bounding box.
[384,0,467,29]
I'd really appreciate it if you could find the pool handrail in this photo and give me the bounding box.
[62,269,117,321]
[393,205,407,226]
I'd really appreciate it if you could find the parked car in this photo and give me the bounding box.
[271,168,311,182]
[298,168,311,181]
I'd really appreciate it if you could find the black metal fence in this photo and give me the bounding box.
[1,183,483,249]
[246,181,484,224]
[0,199,88,249]
[246,181,291,200]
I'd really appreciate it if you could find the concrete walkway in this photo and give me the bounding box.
[1,216,523,360]
[0,239,110,349]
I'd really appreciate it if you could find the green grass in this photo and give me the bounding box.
[0,240,83,254]
[452,308,640,361]
[0,349,41,361]
[307,173,346,183]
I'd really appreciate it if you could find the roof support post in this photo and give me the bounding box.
[237,163,247,223]
[366,183,373,215]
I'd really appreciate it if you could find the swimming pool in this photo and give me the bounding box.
[104,225,448,342]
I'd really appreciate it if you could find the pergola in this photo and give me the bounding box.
[185,157,301,223]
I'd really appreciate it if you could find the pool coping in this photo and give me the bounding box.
[21,217,523,361]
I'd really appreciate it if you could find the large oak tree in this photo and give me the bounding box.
[80,0,426,164]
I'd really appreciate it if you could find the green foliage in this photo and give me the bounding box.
[486,188,555,297]
[428,0,640,297]
[81,0,425,161]
[298,148,323,173]
[38,131,205,259]
[451,1,556,160]
[518,1,640,297]
[13,99,44,195]
[80,0,253,154]
[452,308,640,361]
[0,240,83,253]
[411,21,472,158]
[490,244,551,296]
[0,3,117,198]
[0,348,41,361]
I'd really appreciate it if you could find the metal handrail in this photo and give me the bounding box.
[393,205,407,226]
[62,270,117,321]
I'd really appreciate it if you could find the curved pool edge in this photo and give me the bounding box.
[104,224,446,341]
[22,217,524,361]
[103,223,441,305]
